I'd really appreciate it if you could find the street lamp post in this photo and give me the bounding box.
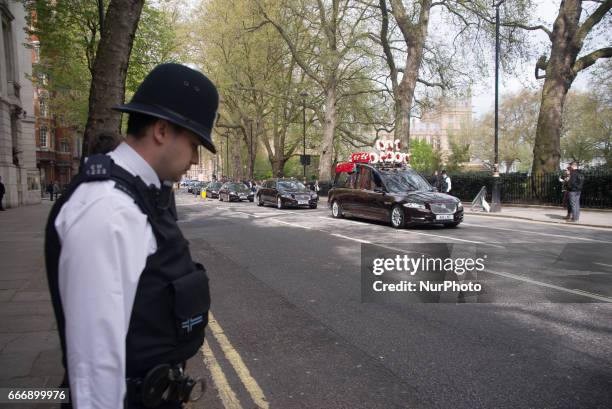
[491,0,505,212]
[300,91,308,179]
[225,130,230,180]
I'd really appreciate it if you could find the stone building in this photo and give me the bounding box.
[410,95,473,160]
[0,0,40,208]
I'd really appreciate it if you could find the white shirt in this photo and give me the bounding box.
[55,143,159,408]
[444,175,452,192]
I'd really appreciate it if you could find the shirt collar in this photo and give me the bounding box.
[108,142,161,188]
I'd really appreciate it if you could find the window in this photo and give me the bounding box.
[2,18,15,85]
[40,126,48,147]
[39,97,48,117]
[60,139,70,153]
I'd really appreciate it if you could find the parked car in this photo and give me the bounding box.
[205,181,224,199]
[328,162,463,228]
[219,182,254,202]
[256,179,318,209]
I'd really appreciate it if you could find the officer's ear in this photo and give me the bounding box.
[151,119,171,146]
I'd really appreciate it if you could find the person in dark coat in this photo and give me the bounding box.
[567,161,584,222]
[0,176,5,210]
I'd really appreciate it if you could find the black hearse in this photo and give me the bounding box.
[328,162,463,228]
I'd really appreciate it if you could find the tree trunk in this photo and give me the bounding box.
[532,0,581,174]
[318,80,337,182]
[232,135,243,181]
[271,158,285,178]
[389,0,431,151]
[532,78,571,173]
[83,0,145,156]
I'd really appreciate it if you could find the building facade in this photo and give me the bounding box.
[30,14,81,192]
[411,95,473,159]
[0,0,40,207]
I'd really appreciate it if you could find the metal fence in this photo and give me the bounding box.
[434,171,612,208]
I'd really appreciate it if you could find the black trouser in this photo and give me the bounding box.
[0,193,4,210]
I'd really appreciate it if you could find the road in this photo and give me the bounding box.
[177,191,612,409]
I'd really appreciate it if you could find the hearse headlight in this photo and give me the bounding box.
[403,202,426,210]
[457,201,463,210]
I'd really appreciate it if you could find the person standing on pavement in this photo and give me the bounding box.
[0,176,5,210]
[47,182,54,201]
[567,161,584,222]
[440,170,452,194]
[431,170,440,190]
[53,181,60,200]
[559,166,571,220]
[45,63,218,408]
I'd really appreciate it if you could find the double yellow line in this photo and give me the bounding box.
[201,312,269,409]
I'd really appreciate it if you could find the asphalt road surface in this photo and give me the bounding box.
[177,191,612,409]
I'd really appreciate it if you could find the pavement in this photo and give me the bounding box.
[0,200,62,409]
[0,196,610,408]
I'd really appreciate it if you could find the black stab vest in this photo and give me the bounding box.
[45,154,210,380]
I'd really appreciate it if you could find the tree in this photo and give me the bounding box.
[562,90,612,167]
[192,0,313,178]
[29,1,180,137]
[83,0,145,155]
[531,0,612,174]
[257,0,378,182]
[375,1,534,151]
[409,139,441,173]
[472,90,540,173]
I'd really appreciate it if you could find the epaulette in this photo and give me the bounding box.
[83,154,112,181]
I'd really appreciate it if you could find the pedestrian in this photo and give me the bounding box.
[567,161,584,223]
[47,182,54,201]
[45,63,218,408]
[559,166,571,219]
[431,170,440,191]
[53,181,60,200]
[0,175,5,211]
[440,170,452,194]
[314,179,320,193]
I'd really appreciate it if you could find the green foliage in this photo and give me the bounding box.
[446,141,470,172]
[409,139,442,174]
[562,89,611,168]
[28,0,182,131]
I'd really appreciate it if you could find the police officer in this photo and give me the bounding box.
[45,64,217,408]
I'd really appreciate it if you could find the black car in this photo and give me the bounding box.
[256,179,318,209]
[219,182,254,202]
[205,181,223,199]
[328,163,463,228]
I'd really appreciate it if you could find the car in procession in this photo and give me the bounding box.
[205,181,224,199]
[256,178,319,209]
[218,182,255,202]
[328,149,463,228]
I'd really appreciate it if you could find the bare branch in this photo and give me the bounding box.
[573,47,612,74]
[574,0,612,47]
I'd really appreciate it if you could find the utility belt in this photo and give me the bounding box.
[126,363,205,408]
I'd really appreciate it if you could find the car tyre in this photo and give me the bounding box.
[331,200,343,218]
[277,196,284,209]
[390,205,405,229]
